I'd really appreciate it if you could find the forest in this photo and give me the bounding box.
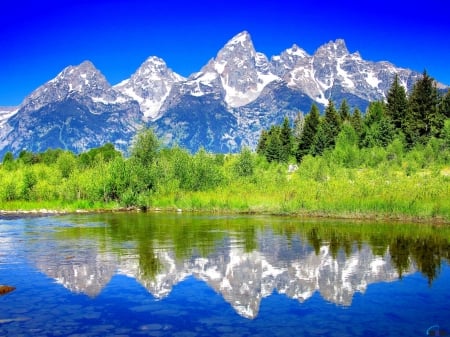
[1,71,449,221]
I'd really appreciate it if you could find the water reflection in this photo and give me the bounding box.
[25,213,450,319]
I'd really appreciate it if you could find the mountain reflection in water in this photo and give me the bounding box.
[25,213,450,319]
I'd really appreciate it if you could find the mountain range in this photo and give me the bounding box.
[0,31,445,157]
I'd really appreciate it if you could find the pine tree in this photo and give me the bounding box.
[350,107,364,142]
[405,70,441,146]
[295,104,320,161]
[364,101,385,127]
[265,125,282,163]
[256,130,269,156]
[386,74,408,131]
[338,99,351,122]
[439,89,450,119]
[321,99,341,150]
[279,117,293,162]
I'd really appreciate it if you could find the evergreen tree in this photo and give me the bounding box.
[279,117,293,162]
[2,152,14,165]
[350,107,364,142]
[405,70,441,145]
[256,129,269,156]
[295,104,320,162]
[364,101,385,127]
[314,100,341,155]
[338,99,351,122]
[265,125,282,163]
[439,89,450,119]
[386,74,408,131]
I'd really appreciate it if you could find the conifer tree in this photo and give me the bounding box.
[350,107,364,142]
[439,89,450,119]
[295,104,320,162]
[256,130,269,156]
[338,99,351,122]
[405,71,441,145]
[279,117,293,162]
[265,125,282,163]
[386,74,408,131]
[320,99,341,150]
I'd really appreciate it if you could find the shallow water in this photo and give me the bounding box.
[0,213,449,336]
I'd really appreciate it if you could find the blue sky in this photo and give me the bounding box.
[1,0,449,106]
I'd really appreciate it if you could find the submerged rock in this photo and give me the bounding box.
[0,285,16,296]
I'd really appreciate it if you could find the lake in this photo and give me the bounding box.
[1,212,449,336]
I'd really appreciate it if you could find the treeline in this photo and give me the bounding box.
[257,71,450,163]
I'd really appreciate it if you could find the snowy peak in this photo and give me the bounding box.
[21,60,127,112]
[212,31,279,107]
[222,30,255,51]
[114,56,185,120]
[315,39,349,58]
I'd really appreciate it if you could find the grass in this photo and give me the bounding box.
[147,167,450,223]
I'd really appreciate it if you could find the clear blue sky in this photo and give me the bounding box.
[1,0,449,106]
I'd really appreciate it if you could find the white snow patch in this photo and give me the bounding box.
[366,71,381,88]
[336,58,354,88]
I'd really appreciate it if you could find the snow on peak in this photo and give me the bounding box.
[114,57,185,120]
[315,39,349,58]
[227,30,252,47]
[286,44,308,58]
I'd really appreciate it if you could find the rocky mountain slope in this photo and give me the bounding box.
[1,31,442,156]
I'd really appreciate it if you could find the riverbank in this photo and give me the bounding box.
[1,201,449,225]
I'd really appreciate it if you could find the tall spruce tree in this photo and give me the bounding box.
[311,100,341,155]
[439,89,450,119]
[405,70,440,145]
[295,104,320,162]
[350,107,364,142]
[256,129,269,156]
[386,74,408,131]
[265,125,282,163]
[338,99,351,122]
[279,117,293,162]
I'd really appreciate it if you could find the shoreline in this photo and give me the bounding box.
[1,206,449,225]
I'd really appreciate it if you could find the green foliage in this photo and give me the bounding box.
[56,151,77,179]
[440,90,450,119]
[0,87,449,221]
[338,99,351,122]
[2,152,14,164]
[79,143,120,168]
[386,74,408,130]
[130,128,159,167]
[189,149,224,191]
[312,100,341,155]
[296,104,320,162]
[332,123,360,167]
[279,117,293,162]
[233,147,255,178]
[350,107,364,141]
[405,71,441,146]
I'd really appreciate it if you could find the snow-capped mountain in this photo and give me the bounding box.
[114,56,185,121]
[0,31,445,156]
[0,61,142,155]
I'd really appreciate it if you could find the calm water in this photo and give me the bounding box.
[0,213,449,337]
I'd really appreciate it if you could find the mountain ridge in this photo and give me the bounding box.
[0,31,446,156]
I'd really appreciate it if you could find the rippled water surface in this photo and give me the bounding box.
[1,213,449,336]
